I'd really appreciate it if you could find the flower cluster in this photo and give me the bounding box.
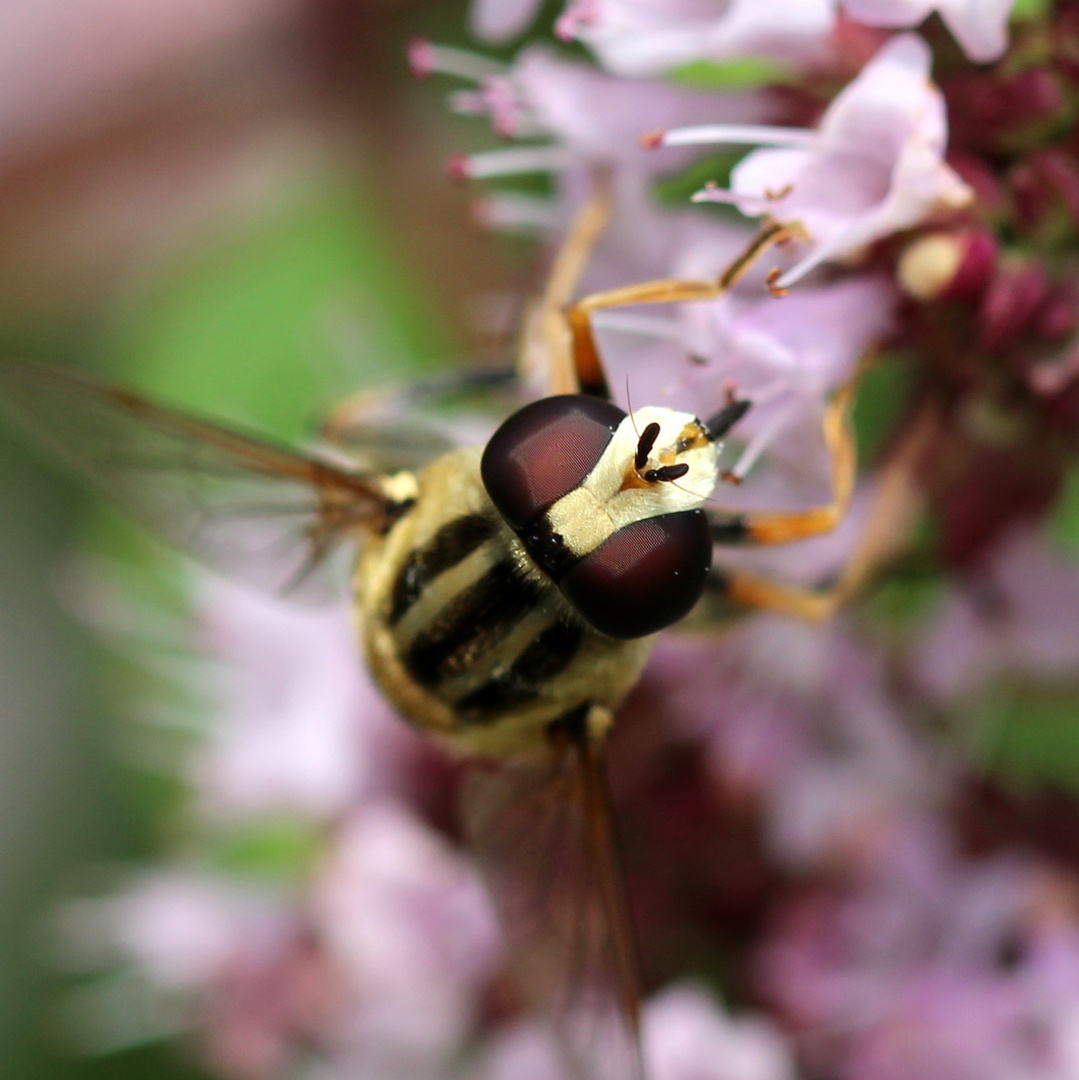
[60,3,1079,1080]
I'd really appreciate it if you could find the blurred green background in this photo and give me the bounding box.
[0,2,510,1075]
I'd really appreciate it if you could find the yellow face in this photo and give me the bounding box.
[545,407,720,560]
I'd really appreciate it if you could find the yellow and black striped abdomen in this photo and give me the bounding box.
[357,448,653,757]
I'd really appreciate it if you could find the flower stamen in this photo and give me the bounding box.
[408,38,508,82]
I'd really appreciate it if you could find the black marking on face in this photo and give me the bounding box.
[455,618,584,720]
[387,513,497,625]
[404,558,544,688]
[545,701,591,746]
[634,422,661,471]
[710,514,750,544]
[644,463,690,484]
[517,515,576,582]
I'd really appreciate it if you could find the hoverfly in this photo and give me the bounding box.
[0,185,862,1080]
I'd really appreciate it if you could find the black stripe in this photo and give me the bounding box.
[456,618,584,721]
[405,558,544,688]
[381,496,416,534]
[546,702,591,745]
[518,514,579,582]
[388,512,497,625]
[711,513,750,544]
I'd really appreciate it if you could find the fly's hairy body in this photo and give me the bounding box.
[358,447,653,758]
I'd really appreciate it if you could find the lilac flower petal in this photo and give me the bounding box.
[563,0,837,77]
[104,872,291,992]
[460,45,772,175]
[186,577,422,822]
[312,802,500,1064]
[757,832,1079,1080]
[913,526,1079,700]
[842,0,1016,63]
[680,34,972,286]
[670,274,897,490]
[473,1022,574,1080]
[469,0,544,42]
[644,983,797,1080]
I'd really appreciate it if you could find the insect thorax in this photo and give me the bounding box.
[356,447,653,757]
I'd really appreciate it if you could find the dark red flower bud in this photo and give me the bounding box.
[1012,150,1079,236]
[945,69,1064,152]
[1035,282,1079,341]
[978,259,1051,351]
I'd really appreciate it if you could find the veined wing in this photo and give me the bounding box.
[0,362,405,598]
[463,707,646,1080]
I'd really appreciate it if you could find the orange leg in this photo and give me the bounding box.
[704,399,936,621]
[708,373,858,547]
[563,221,806,400]
[519,172,615,398]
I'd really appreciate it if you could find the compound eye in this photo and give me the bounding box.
[560,510,712,639]
[481,395,626,530]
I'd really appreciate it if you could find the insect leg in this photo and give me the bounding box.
[521,172,615,399]
[563,221,804,401]
[705,566,848,621]
[707,371,859,547]
[704,399,936,621]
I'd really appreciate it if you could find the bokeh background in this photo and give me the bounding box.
[0,2,500,1075]
[6,2,1079,1079]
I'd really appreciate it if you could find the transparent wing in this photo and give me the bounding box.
[0,362,399,598]
[463,712,646,1080]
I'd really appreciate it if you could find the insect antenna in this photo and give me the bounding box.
[635,424,662,473]
[643,462,689,484]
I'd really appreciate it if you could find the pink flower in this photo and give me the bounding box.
[660,34,972,288]
[310,801,500,1071]
[469,0,544,42]
[472,1022,575,1080]
[557,0,836,77]
[842,0,1017,63]
[675,273,896,485]
[106,872,290,994]
[644,983,797,1080]
[56,871,313,1074]
[473,985,797,1080]
[547,211,895,497]
[435,44,768,190]
[913,527,1079,701]
[758,826,1079,1080]
[650,617,939,870]
[186,577,424,822]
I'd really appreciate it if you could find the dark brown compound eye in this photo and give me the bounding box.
[560,510,712,639]
[481,395,626,530]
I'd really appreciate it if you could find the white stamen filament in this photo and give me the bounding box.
[474,194,563,231]
[410,41,508,82]
[447,91,546,139]
[460,145,575,178]
[659,124,819,150]
[729,396,797,479]
[690,186,775,214]
[772,244,830,291]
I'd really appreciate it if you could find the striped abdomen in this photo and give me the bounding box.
[357,448,652,757]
